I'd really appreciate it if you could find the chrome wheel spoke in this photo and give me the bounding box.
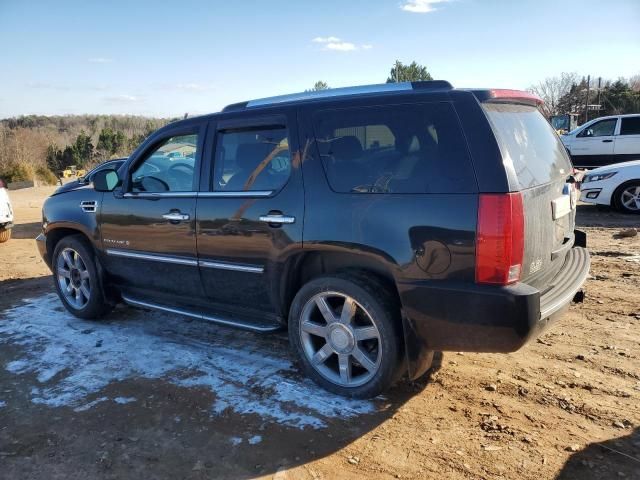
[301,321,327,337]
[338,353,352,383]
[352,347,376,373]
[354,326,378,341]
[62,250,73,269]
[315,297,337,323]
[57,268,71,279]
[80,283,91,300]
[339,297,357,324]
[79,269,90,280]
[312,343,333,365]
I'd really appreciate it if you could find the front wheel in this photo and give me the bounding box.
[52,235,113,319]
[613,180,640,214]
[0,228,11,243]
[288,274,403,399]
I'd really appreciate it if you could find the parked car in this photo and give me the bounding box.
[36,82,590,398]
[579,159,640,214]
[54,159,127,195]
[561,114,640,168]
[0,178,14,243]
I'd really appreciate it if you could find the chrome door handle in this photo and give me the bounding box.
[259,214,296,224]
[162,212,190,221]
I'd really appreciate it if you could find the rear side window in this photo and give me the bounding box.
[312,103,477,194]
[213,127,291,192]
[482,103,572,189]
[620,117,640,135]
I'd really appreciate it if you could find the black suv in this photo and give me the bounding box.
[37,81,590,398]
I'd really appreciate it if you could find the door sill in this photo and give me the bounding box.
[121,294,282,333]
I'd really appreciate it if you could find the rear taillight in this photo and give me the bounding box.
[475,193,524,285]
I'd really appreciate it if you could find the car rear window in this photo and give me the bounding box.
[482,103,572,189]
[312,102,477,194]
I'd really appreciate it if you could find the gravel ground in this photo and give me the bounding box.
[0,187,638,480]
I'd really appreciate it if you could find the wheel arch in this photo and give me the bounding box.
[45,222,97,261]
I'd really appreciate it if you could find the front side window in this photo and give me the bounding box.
[620,117,640,135]
[131,134,197,192]
[213,127,291,192]
[578,119,617,137]
[312,103,476,194]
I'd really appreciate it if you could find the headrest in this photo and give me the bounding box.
[328,136,363,160]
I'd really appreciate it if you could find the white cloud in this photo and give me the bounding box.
[401,0,450,13]
[312,37,372,52]
[312,36,341,43]
[88,57,114,63]
[103,94,142,104]
[326,41,357,51]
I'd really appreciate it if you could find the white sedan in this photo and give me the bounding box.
[579,159,640,214]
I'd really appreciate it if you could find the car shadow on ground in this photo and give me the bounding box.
[556,427,640,479]
[576,203,639,229]
[8,221,41,239]
[0,277,442,479]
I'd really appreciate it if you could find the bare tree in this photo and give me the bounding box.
[629,74,640,92]
[528,72,579,116]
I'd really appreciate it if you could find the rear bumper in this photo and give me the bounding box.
[399,243,590,378]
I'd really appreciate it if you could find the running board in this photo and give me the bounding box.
[121,295,282,333]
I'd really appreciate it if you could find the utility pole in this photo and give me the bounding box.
[584,74,591,123]
[596,77,602,113]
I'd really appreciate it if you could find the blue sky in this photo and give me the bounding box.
[1,0,638,118]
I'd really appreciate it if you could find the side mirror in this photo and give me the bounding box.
[93,169,121,192]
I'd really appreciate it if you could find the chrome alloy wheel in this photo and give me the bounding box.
[299,291,382,388]
[56,247,91,309]
[620,185,640,211]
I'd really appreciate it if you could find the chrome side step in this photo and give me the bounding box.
[121,295,281,333]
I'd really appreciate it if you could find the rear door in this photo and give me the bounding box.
[614,116,640,162]
[569,117,618,168]
[196,109,304,322]
[482,103,576,289]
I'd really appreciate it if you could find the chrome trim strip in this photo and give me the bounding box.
[121,295,279,332]
[105,248,198,266]
[121,191,272,198]
[198,260,264,274]
[123,192,197,199]
[247,82,413,107]
[197,191,273,198]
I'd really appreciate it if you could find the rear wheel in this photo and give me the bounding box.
[52,235,113,319]
[288,274,403,398]
[0,229,10,243]
[613,180,640,214]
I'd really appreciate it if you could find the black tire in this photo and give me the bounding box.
[288,273,403,399]
[0,228,10,243]
[52,235,113,319]
[612,180,640,214]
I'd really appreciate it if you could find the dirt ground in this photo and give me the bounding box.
[0,187,638,480]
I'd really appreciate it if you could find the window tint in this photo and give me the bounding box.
[578,119,617,137]
[312,103,476,194]
[213,127,291,192]
[620,117,640,135]
[131,134,197,192]
[483,103,572,188]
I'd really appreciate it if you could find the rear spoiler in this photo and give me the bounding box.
[472,89,543,107]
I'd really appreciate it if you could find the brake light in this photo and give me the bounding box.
[475,193,524,285]
[487,89,543,106]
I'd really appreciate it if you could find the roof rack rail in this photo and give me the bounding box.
[222,80,453,112]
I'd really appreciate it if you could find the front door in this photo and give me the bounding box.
[196,109,304,323]
[100,123,206,306]
[571,117,618,167]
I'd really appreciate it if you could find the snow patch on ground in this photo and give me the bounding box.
[0,295,374,428]
[248,435,262,445]
[113,396,136,404]
[0,400,6,408]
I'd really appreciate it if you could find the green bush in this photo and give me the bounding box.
[0,162,34,183]
[35,166,58,185]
